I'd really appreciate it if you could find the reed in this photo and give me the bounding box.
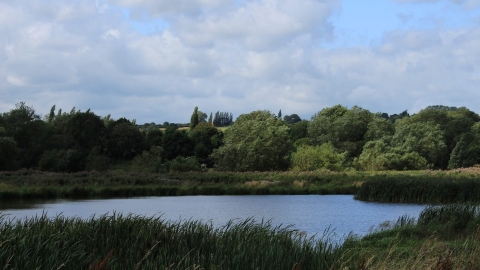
[356,176,480,203]
[340,204,480,269]
[2,205,480,269]
[0,214,342,269]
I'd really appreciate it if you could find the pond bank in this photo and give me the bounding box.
[1,168,480,203]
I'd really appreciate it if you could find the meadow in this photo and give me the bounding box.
[1,204,480,269]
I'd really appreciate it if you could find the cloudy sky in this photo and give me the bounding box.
[1,0,480,123]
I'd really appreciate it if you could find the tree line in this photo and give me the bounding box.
[1,102,479,173]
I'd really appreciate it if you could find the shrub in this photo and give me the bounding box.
[167,156,201,172]
[291,143,344,171]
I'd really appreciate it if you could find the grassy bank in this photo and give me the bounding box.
[1,204,480,269]
[0,169,360,200]
[341,204,480,269]
[2,168,480,203]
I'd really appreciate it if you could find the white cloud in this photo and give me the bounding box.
[1,0,480,123]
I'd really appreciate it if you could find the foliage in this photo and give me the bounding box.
[161,127,194,161]
[105,120,145,160]
[283,113,302,124]
[308,105,373,158]
[364,117,395,142]
[391,120,447,168]
[131,146,163,173]
[38,149,79,172]
[0,135,20,171]
[167,156,201,172]
[190,122,223,166]
[291,143,344,171]
[289,120,308,142]
[211,110,292,171]
[448,132,480,169]
[356,140,427,171]
[190,106,199,130]
[213,111,233,127]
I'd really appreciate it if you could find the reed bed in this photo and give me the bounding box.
[2,205,480,269]
[340,204,480,269]
[356,176,480,203]
[0,170,359,200]
[2,168,480,203]
[0,214,342,269]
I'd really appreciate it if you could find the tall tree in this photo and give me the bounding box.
[190,107,199,130]
[208,112,213,123]
[47,105,56,124]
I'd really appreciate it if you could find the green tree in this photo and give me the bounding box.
[391,120,447,168]
[131,146,164,173]
[291,143,344,171]
[211,110,292,171]
[283,114,302,124]
[289,120,309,143]
[47,105,56,124]
[167,156,201,172]
[190,122,223,166]
[208,112,213,123]
[162,127,194,161]
[308,105,373,158]
[0,102,54,168]
[106,120,145,160]
[448,132,480,169]
[197,110,208,123]
[0,127,20,171]
[364,117,395,142]
[190,107,199,130]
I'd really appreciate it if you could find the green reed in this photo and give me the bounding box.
[0,214,342,270]
[356,176,480,203]
[339,204,480,269]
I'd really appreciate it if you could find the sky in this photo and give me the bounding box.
[1,0,480,124]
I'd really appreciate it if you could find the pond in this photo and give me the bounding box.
[0,195,426,241]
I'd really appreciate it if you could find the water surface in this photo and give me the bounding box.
[0,195,426,241]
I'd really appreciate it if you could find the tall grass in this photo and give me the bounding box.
[2,205,480,269]
[341,204,480,269]
[356,177,480,203]
[0,214,342,269]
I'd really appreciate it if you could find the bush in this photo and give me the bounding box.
[131,146,164,173]
[291,143,344,171]
[167,156,201,172]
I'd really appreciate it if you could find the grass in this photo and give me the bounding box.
[1,204,480,269]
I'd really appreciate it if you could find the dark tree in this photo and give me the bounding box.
[283,114,302,124]
[190,107,199,130]
[161,127,194,161]
[208,112,213,123]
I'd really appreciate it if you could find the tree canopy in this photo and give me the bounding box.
[211,110,292,171]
